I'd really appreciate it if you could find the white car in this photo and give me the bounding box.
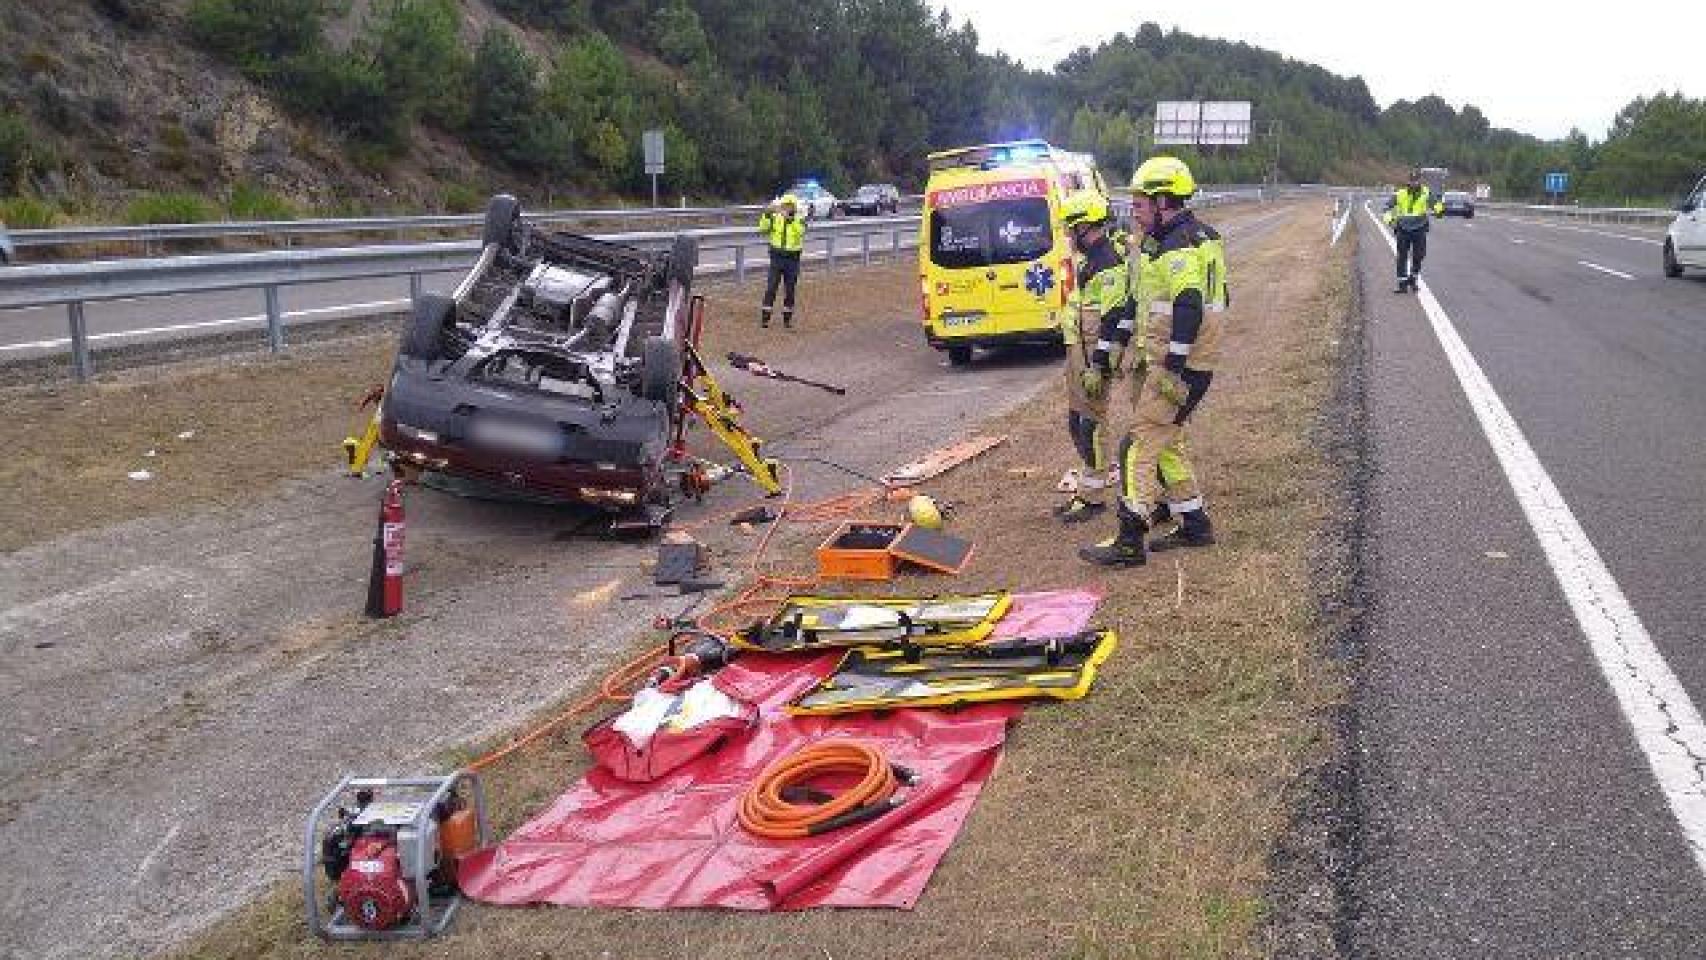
[1664,171,1706,277]
[786,181,839,221]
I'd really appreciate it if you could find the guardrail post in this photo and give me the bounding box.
[68,301,93,382]
[893,229,902,257]
[825,235,836,272]
[264,284,284,352]
[409,273,423,306]
[862,232,871,266]
[735,245,747,283]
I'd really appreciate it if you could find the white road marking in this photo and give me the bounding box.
[1365,203,1706,876]
[1481,214,1665,246]
[1579,260,1634,279]
[132,824,181,887]
[1510,238,1526,245]
[0,299,410,353]
[893,385,994,399]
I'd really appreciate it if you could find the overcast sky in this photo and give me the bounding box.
[934,0,1705,141]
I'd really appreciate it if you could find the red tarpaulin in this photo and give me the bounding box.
[458,590,1103,911]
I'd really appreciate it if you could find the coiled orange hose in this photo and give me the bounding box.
[738,739,901,839]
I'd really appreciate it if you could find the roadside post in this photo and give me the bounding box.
[643,130,666,209]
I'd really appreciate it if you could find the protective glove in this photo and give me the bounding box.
[1162,350,1186,374]
[1080,365,1107,400]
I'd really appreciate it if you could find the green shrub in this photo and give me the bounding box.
[187,0,336,78]
[0,112,39,192]
[465,27,547,169]
[277,50,401,146]
[441,182,484,213]
[123,192,218,225]
[227,182,296,220]
[0,195,61,229]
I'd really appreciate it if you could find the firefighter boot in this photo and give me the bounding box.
[1150,507,1215,552]
[760,307,772,328]
[1079,505,1149,567]
[1053,495,1107,524]
[782,310,795,330]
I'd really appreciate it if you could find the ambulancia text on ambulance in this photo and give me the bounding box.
[919,140,1110,366]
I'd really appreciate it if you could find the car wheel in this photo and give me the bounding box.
[641,335,683,407]
[482,194,521,251]
[1465,210,1474,219]
[668,234,698,296]
[402,294,452,365]
[947,344,973,367]
[1664,240,1684,278]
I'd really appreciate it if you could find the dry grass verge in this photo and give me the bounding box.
[0,258,918,554]
[167,203,1352,960]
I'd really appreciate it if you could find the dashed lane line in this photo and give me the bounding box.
[1480,213,1665,246]
[1578,260,1634,279]
[1365,203,1706,876]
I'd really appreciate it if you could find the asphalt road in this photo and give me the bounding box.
[0,242,898,361]
[1351,207,1706,956]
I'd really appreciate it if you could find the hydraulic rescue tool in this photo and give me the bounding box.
[341,384,387,478]
[304,772,487,941]
[726,352,848,395]
[674,333,783,496]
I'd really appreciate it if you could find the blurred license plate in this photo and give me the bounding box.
[470,418,561,458]
[940,312,984,328]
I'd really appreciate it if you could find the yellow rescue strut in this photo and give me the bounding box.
[679,341,783,495]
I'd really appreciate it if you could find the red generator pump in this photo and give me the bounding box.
[304,772,486,941]
[337,835,413,930]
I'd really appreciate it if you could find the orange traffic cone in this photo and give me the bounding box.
[365,480,405,618]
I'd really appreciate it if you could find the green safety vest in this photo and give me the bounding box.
[1386,186,1439,230]
[759,210,806,253]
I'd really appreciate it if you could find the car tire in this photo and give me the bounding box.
[402,294,451,365]
[1664,240,1684,278]
[1465,210,1474,219]
[641,335,682,407]
[482,194,521,251]
[947,344,973,367]
[668,234,698,294]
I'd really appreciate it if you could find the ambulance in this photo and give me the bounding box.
[919,140,1110,366]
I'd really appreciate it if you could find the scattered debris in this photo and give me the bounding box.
[884,435,1005,487]
[127,470,153,481]
[655,533,708,586]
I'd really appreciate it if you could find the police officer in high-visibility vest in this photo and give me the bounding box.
[1080,155,1228,566]
[1055,193,1134,523]
[1384,168,1443,293]
[757,194,807,328]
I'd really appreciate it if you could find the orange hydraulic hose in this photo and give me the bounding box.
[465,642,669,774]
[738,739,901,839]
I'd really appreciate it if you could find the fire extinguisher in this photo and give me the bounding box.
[365,480,405,618]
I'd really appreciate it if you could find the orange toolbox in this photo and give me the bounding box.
[815,523,903,581]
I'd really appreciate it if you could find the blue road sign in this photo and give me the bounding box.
[1544,171,1569,194]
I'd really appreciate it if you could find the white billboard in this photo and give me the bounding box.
[1153,101,1252,146]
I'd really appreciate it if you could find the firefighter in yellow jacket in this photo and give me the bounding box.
[757,194,807,328]
[1055,193,1133,523]
[1080,155,1228,566]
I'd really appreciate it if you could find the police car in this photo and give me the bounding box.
[785,180,839,220]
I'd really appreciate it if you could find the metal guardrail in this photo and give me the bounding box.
[0,214,919,381]
[1477,202,1676,227]
[8,205,767,249]
[9,199,926,251]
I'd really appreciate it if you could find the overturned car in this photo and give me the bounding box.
[379,195,697,522]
